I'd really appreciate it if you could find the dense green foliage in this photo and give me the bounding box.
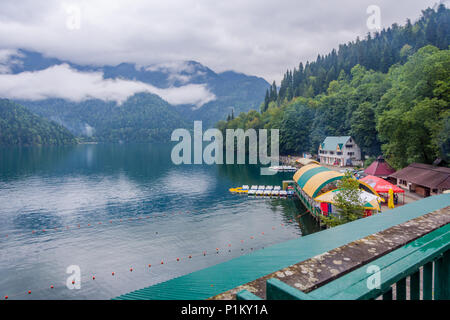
[0,99,76,145]
[218,6,450,169]
[20,93,189,143]
[320,173,365,228]
[262,5,449,110]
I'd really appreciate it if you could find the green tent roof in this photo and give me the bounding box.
[320,136,351,151]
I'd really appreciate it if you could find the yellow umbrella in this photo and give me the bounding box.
[388,188,395,209]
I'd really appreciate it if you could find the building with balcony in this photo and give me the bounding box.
[318,136,362,167]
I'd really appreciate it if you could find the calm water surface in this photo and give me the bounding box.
[0,143,319,299]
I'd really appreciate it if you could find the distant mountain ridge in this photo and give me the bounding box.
[0,49,269,143]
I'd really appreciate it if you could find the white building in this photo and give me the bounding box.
[318,136,362,167]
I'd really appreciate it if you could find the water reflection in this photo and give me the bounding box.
[0,144,319,299]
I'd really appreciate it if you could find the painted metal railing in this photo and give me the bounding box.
[293,183,322,218]
[237,223,450,300]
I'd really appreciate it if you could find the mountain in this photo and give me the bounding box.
[0,50,269,142]
[0,99,76,146]
[19,93,189,143]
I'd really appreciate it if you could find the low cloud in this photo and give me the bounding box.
[0,0,437,83]
[0,64,216,106]
[0,49,23,73]
[144,61,207,85]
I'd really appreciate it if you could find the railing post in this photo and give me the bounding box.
[382,288,393,300]
[236,290,262,300]
[434,251,450,300]
[423,261,433,300]
[266,278,313,300]
[396,278,407,300]
[410,270,420,300]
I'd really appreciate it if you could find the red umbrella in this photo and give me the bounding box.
[360,175,404,193]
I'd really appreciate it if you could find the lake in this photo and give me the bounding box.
[0,143,319,299]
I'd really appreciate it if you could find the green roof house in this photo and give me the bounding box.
[318,136,362,167]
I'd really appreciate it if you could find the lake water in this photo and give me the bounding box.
[0,143,319,299]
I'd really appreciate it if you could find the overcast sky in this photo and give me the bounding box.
[0,0,445,84]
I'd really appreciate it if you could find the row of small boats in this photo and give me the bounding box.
[268,166,297,172]
[248,189,294,197]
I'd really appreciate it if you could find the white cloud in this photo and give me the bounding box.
[0,48,23,73]
[0,0,441,82]
[144,61,207,85]
[0,64,216,106]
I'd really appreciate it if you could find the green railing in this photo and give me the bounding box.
[237,223,450,300]
[293,183,321,218]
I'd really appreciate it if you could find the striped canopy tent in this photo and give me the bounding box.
[293,164,379,198]
[314,189,382,211]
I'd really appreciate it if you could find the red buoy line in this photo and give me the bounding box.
[0,220,302,300]
[0,209,305,241]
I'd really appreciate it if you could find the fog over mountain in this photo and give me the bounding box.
[0,49,269,140]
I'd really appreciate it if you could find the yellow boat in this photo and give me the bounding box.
[229,187,248,194]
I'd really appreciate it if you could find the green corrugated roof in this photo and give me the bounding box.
[320,136,351,151]
[114,194,450,300]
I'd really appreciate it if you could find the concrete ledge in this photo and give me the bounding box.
[210,206,450,300]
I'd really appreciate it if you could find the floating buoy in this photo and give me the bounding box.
[148,264,151,268]
[98,222,102,225]
[161,261,164,264]
[42,229,46,232]
[228,244,231,247]
[92,276,95,280]
[112,272,115,276]
[176,258,180,261]
[261,232,264,235]
[28,290,31,294]
[72,280,75,285]
[50,285,54,289]
[250,236,254,239]
[188,255,192,259]
[130,268,133,272]
[4,296,7,300]
[216,248,219,251]
[241,240,244,243]
[87,224,90,227]
[203,251,206,256]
